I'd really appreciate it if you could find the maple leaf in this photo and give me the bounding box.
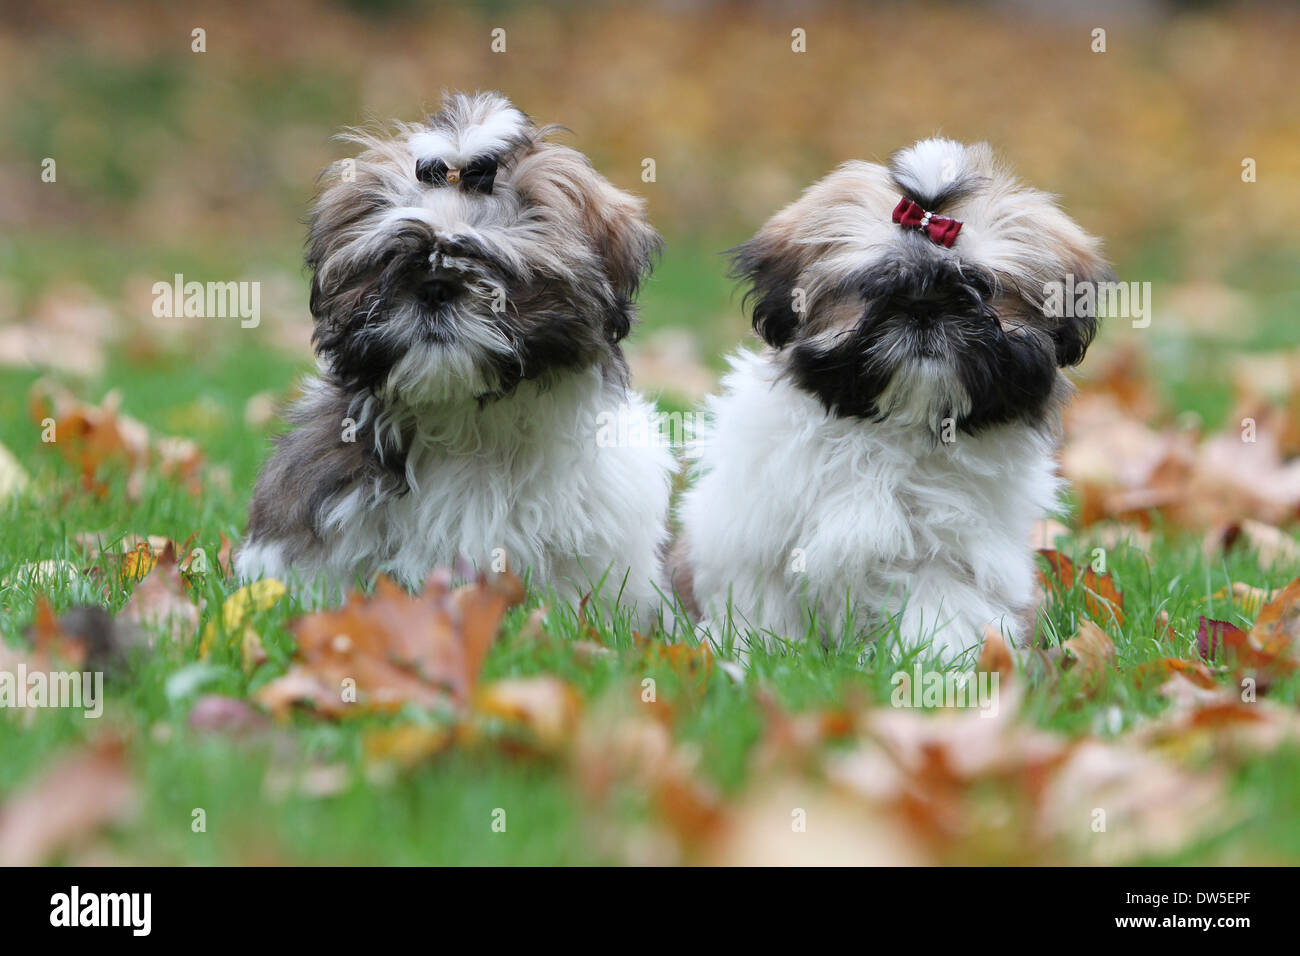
[1196,605,1296,692]
[29,379,203,499]
[1037,549,1125,626]
[255,570,524,718]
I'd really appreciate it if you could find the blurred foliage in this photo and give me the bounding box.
[1,0,1298,281]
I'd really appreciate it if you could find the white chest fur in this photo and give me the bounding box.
[242,368,675,625]
[680,350,1061,659]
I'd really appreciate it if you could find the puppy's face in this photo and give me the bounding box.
[307,92,661,404]
[732,139,1110,434]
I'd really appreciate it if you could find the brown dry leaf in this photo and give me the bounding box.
[827,692,1070,863]
[0,737,138,865]
[29,379,203,499]
[829,685,1227,864]
[476,676,582,751]
[1205,519,1300,571]
[1060,391,1197,528]
[1134,657,1219,690]
[574,687,724,860]
[1138,687,1300,766]
[1037,549,1125,626]
[701,780,927,866]
[28,596,91,666]
[1231,351,1300,459]
[1038,740,1229,865]
[255,570,524,718]
[1247,576,1300,659]
[188,694,272,736]
[1061,619,1117,694]
[1196,601,1297,692]
[19,599,140,675]
[1213,581,1277,617]
[977,626,1015,681]
[750,691,857,774]
[119,542,199,646]
[1060,372,1300,531]
[1072,342,1165,421]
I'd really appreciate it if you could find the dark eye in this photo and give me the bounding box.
[460,155,499,195]
[415,157,449,186]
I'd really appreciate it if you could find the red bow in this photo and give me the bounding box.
[892,197,963,247]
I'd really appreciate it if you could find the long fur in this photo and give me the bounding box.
[237,92,672,626]
[677,138,1110,660]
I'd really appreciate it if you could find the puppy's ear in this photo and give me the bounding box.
[517,142,661,343]
[585,182,662,341]
[1049,245,1112,369]
[729,224,803,349]
[1015,200,1112,368]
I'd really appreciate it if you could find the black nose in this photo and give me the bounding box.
[418,277,463,309]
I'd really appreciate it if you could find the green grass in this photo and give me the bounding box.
[3,233,1300,864]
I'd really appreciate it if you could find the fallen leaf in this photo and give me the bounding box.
[1247,576,1300,659]
[476,676,582,751]
[119,542,200,646]
[1037,549,1125,626]
[1060,619,1117,694]
[200,577,287,669]
[363,725,456,773]
[977,626,1015,681]
[1134,657,1219,690]
[0,737,138,865]
[635,632,713,692]
[29,379,203,499]
[1205,519,1300,571]
[255,570,523,718]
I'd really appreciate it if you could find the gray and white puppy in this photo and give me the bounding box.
[237,92,673,626]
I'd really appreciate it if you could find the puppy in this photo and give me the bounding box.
[675,139,1109,661]
[237,92,673,627]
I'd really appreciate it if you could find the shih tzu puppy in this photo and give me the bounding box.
[237,92,673,626]
[674,138,1109,661]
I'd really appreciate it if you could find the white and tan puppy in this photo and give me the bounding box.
[675,139,1109,661]
[237,92,672,626]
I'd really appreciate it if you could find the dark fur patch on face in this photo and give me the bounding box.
[309,227,433,395]
[728,235,803,348]
[783,252,1059,433]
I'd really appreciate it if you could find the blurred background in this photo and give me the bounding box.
[2,0,1300,867]
[0,0,1298,505]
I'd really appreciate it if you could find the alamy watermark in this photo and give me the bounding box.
[890,662,1000,717]
[152,274,260,328]
[596,403,701,448]
[1043,273,1151,329]
[1,666,103,718]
